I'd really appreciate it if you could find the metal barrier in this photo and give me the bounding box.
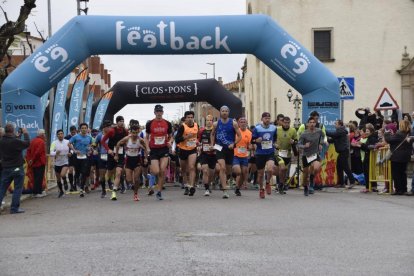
[369,147,392,194]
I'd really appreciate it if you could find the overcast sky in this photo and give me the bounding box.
[3,0,247,125]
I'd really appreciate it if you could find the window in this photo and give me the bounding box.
[313,28,334,62]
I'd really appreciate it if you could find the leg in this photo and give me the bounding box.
[10,166,25,212]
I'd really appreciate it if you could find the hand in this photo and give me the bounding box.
[114,155,119,161]
[255,137,263,143]
[21,128,28,134]
[108,149,114,156]
[56,150,60,155]
[167,141,172,148]
[228,143,234,150]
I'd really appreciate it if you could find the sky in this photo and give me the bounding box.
[3,0,247,125]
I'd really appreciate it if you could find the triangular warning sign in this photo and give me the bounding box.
[339,79,353,97]
[373,88,399,111]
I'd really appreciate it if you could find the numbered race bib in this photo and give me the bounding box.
[154,136,166,145]
[127,148,139,157]
[100,154,108,161]
[213,144,223,151]
[186,138,197,148]
[237,146,247,154]
[279,150,288,158]
[261,140,273,150]
[306,153,317,163]
[202,144,211,152]
[77,153,87,159]
[117,147,124,154]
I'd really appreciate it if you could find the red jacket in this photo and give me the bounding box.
[26,136,46,168]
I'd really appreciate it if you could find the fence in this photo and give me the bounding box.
[369,147,392,194]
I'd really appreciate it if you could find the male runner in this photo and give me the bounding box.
[198,115,216,196]
[95,120,112,198]
[65,126,78,191]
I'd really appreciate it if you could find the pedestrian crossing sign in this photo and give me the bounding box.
[338,77,354,100]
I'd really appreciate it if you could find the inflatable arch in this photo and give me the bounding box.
[91,79,243,129]
[1,15,340,135]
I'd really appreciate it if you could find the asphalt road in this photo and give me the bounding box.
[1,185,414,276]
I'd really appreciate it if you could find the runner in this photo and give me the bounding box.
[276,116,298,194]
[95,120,112,198]
[210,106,241,199]
[115,124,148,201]
[68,123,93,198]
[101,116,128,201]
[145,104,173,200]
[198,115,216,196]
[50,129,70,198]
[232,117,252,196]
[65,126,78,191]
[175,111,199,196]
[252,112,277,199]
[297,117,326,196]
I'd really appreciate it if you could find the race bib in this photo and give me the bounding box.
[306,153,317,163]
[202,144,211,152]
[186,138,197,148]
[214,144,223,151]
[279,150,288,158]
[127,149,139,157]
[117,147,124,154]
[100,154,108,161]
[154,136,165,145]
[237,146,247,154]
[77,153,87,159]
[261,140,273,150]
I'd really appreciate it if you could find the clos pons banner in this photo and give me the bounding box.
[92,79,243,123]
[3,90,43,138]
[1,15,340,126]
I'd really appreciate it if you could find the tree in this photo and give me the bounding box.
[0,0,37,83]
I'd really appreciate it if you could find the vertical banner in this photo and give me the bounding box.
[40,90,50,116]
[92,91,113,130]
[62,111,68,135]
[67,70,88,133]
[83,82,96,128]
[50,74,71,142]
[3,89,43,138]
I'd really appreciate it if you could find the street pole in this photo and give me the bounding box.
[77,0,81,15]
[207,62,215,79]
[47,0,54,149]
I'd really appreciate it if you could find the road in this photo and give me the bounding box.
[1,186,414,275]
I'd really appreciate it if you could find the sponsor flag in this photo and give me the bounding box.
[40,90,50,116]
[67,70,88,133]
[92,91,113,130]
[84,82,96,128]
[50,73,71,142]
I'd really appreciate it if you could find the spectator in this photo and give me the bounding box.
[0,124,30,214]
[374,111,384,130]
[360,123,379,193]
[355,107,376,129]
[26,129,47,197]
[384,120,413,195]
[326,120,358,188]
[350,128,364,175]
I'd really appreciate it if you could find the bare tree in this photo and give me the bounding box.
[0,0,37,82]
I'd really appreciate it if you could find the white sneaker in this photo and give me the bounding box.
[222,191,229,199]
[34,191,47,198]
[204,190,210,196]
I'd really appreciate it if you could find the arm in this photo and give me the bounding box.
[50,141,57,157]
[17,130,30,150]
[210,122,217,146]
[101,129,114,153]
[174,125,185,144]
[115,136,128,160]
[232,121,242,149]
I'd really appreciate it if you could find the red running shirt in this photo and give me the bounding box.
[146,119,172,149]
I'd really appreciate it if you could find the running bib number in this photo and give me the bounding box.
[127,149,139,157]
[237,147,247,154]
[306,154,317,163]
[261,141,273,150]
[202,144,211,152]
[100,154,108,161]
[186,139,197,148]
[214,144,223,151]
[77,153,87,159]
[279,150,288,158]
[154,136,165,145]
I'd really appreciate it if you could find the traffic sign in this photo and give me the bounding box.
[338,77,354,100]
[373,88,399,111]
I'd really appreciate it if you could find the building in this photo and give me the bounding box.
[244,0,414,125]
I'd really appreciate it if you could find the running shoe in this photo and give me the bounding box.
[133,193,140,201]
[259,188,265,199]
[278,183,286,195]
[309,184,315,195]
[235,188,241,196]
[101,190,106,198]
[204,189,210,196]
[80,190,85,198]
[85,186,90,194]
[265,183,272,195]
[304,185,309,196]
[184,187,189,195]
[156,191,164,200]
[222,191,229,199]
[189,187,196,196]
[147,189,154,196]
[111,191,117,200]
[120,184,126,194]
[58,191,64,198]
[63,182,69,191]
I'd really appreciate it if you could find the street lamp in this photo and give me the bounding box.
[286,89,302,129]
[207,62,215,79]
[200,72,208,79]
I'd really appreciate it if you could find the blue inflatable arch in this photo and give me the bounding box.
[1,15,340,128]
